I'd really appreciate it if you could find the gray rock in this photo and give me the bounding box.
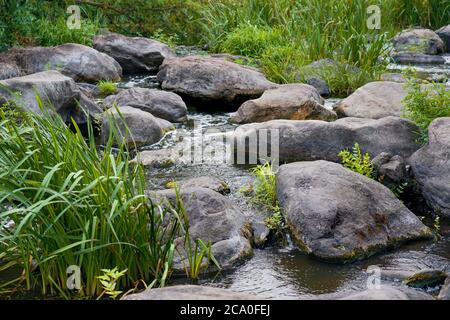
[232,116,420,164]
[334,81,407,119]
[252,222,271,248]
[0,62,21,80]
[0,70,101,126]
[393,28,445,55]
[122,285,260,300]
[392,52,446,65]
[174,176,230,195]
[380,73,407,83]
[132,148,180,168]
[436,24,450,52]
[103,87,187,122]
[404,269,448,288]
[0,44,122,83]
[339,285,434,300]
[276,160,433,263]
[438,277,450,300]
[307,77,330,97]
[101,106,164,147]
[149,187,253,271]
[409,117,450,218]
[157,56,276,109]
[372,153,408,184]
[93,32,174,74]
[231,84,336,124]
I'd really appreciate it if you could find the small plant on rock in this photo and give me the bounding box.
[338,143,374,178]
[97,80,118,96]
[96,267,128,300]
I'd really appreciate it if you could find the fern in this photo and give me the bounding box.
[338,143,374,178]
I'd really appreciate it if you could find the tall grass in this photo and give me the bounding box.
[0,104,185,298]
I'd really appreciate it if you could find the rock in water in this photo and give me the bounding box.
[157,56,276,110]
[93,32,174,74]
[172,176,231,195]
[101,106,165,147]
[231,84,336,124]
[393,28,445,55]
[103,87,187,123]
[338,286,434,300]
[232,117,420,164]
[0,44,122,82]
[409,117,450,218]
[149,187,252,271]
[334,81,407,119]
[276,160,433,263]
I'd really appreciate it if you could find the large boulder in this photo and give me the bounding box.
[93,32,174,74]
[436,24,450,52]
[122,285,260,300]
[409,117,450,218]
[0,70,101,125]
[101,106,165,147]
[231,116,420,164]
[334,82,407,119]
[149,187,253,271]
[157,56,276,110]
[393,28,445,55]
[231,84,336,124]
[276,161,433,263]
[0,62,21,80]
[0,44,122,82]
[103,87,187,123]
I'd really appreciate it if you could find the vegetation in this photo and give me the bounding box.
[96,267,128,300]
[97,80,118,96]
[250,162,278,210]
[339,143,374,178]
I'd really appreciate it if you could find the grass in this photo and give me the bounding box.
[339,143,374,178]
[97,80,118,96]
[0,103,188,299]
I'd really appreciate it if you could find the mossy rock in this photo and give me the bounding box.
[404,270,448,288]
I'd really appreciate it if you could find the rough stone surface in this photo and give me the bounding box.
[231,84,336,124]
[409,117,450,218]
[307,77,330,97]
[393,28,445,55]
[0,62,21,80]
[157,56,276,109]
[372,153,408,184]
[436,24,450,52]
[334,81,407,119]
[94,32,174,74]
[103,87,187,122]
[174,176,231,195]
[276,160,433,263]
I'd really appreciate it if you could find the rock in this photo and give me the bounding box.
[0,44,122,83]
[380,73,407,83]
[334,81,407,119]
[372,153,408,184]
[77,83,101,99]
[149,187,253,271]
[409,117,450,218]
[157,56,276,110]
[438,277,450,300]
[156,117,175,132]
[436,25,450,52]
[103,87,187,123]
[0,62,21,80]
[404,269,448,288]
[93,32,174,74]
[392,52,446,65]
[0,70,101,126]
[232,116,420,164]
[306,77,330,97]
[276,160,433,263]
[132,148,180,168]
[230,84,336,124]
[122,285,260,300]
[101,106,164,147]
[173,176,231,195]
[393,28,445,55]
[339,285,434,300]
[252,222,271,248]
[210,53,261,69]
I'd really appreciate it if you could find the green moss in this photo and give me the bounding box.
[404,271,448,288]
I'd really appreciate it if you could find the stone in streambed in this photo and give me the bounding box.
[168,176,231,195]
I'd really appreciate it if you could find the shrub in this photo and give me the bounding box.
[97,80,118,96]
[339,143,374,178]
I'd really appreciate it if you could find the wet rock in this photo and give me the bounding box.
[232,116,420,164]
[392,52,446,65]
[173,176,231,195]
[157,56,276,110]
[339,285,434,300]
[231,84,336,124]
[132,148,180,168]
[101,106,164,147]
[409,117,450,218]
[372,153,408,184]
[0,44,122,83]
[122,285,260,300]
[436,24,450,52]
[103,87,187,122]
[334,81,407,119]
[252,222,271,248]
[393,28,445,55]
[404,269,448,288]
[149,187,253,271]
[93,32,174,74]
[0,62,21,80]
[438,277,450,300]
[276,160,433,263]
[0,70,101,126]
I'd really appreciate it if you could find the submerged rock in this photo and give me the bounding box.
[122,285,260,300]
[409,117,450,218]
[103,87,187,122]
[276,160,433,263]
[149,187,253,271]
[157,56,276,110]
[231,84,336,124]
[93,32,174,74]
[393,28,445,55]
[334,81,407,119]
[0,43,122,83]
